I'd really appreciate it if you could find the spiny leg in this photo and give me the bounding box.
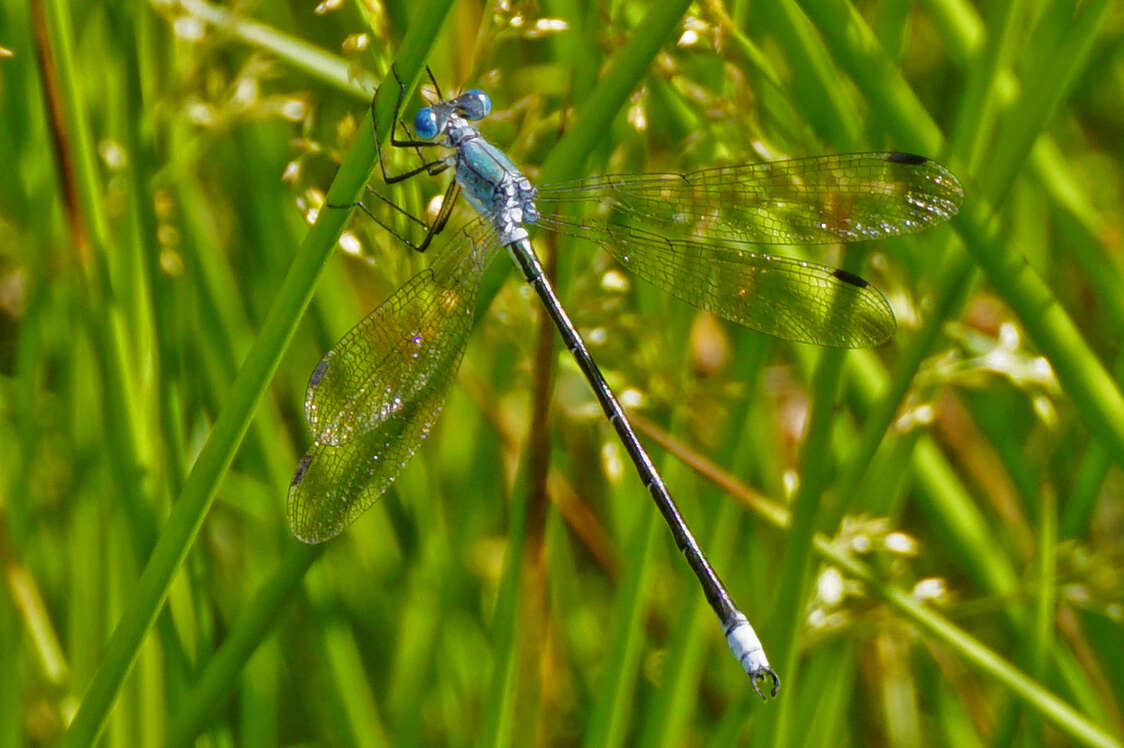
[330,66,461,253]
[346,180,460,253]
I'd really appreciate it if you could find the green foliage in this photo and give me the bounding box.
[1,0,1121,745]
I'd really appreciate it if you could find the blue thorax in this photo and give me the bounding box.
[413,90,539,245]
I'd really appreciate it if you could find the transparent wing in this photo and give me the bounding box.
[288,217,501,543]
[288,373,451,543]
[304,217,499,445]
[536,152,963,245]
[537,215,894,348]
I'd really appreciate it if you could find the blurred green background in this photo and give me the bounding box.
[1,0,1122,745]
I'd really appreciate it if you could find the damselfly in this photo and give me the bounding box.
[288,70,963,698]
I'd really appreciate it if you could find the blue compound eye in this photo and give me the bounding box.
[413,107,439,139]
[458,89,491,121]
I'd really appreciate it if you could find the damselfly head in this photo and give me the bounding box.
[414,89,491,139]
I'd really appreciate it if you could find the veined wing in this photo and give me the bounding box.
[536,152,963,246]
[304,217,500,446]
[289,217,501,543]
[537,215,894,348]
[289,374,451,543]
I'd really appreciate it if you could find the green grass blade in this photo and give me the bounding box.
[164,544,322,747]
[59,2,456,743]
[658,434,1118,747]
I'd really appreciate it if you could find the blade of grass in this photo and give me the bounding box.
[747,0,863,147]
[165,544,322,747]
[153,0,699,737]
[178,0,375,100]
[32,0,198,736]
[536,0,692,186]
[766,346,848,747]
[1028,486,1059,746]
[59,1,456,744]
[483,2,698,742]
[477,465,530,748]
[730,0,1014,615]
[796,3,1118,682]
[583,505,659,748]
[634,420,1121,747]
[801,0,1124,470]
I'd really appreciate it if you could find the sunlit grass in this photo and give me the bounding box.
[1,0,1122,745]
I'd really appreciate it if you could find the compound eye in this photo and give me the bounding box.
[413,107,440,139]
[458,89,492,121]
